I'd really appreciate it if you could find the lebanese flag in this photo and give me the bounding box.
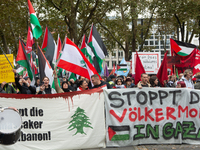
[157,52,168,87]
[57,37,101,80]
[26,26,34,53]
[16,38,35,85]
[37,46,54,86]
[41,26,56,68]
[170,38,197,57]
[134,51,146,85]
[27,0,42,39]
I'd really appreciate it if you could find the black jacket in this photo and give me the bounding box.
[15,78,36,94]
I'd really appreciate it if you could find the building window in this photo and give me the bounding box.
[150,35,154,39]
[106,61,109,67]
[155,41,158,45]
[160,41,164,45]
[118,51,123,58]
[145,41,148,45]
[112,51,116,58]
[150,41,154,45]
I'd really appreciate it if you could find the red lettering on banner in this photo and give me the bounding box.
[145,107,154,121]
[189,108,198,118]
[178,105,188,118]
[155,108,164,122]
[166,107,176,120]
[138,107,144,121]
[110,109,127,123]
[129,109,137,122]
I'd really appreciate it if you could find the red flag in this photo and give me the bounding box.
[26,26,34,53]
[109,64,116,76]
[134,51,146,85]
[157,52,168,87]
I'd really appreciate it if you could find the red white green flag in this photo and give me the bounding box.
[57,37,101,80]
[27,0,42,39]
[26,26,34,53]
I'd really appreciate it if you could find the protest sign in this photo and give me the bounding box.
[104,88,200,146]
[132,52,161,74]
[0,54,15,83]
[0,89,105,150]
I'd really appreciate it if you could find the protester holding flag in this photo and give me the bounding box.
[37,77,56,94]
[53,70,72,93]
[13,69,36,94]
[180,69,194,89]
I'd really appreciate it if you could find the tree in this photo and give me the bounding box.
[68,107,93,135]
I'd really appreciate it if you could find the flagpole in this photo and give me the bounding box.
[0,46,14,69]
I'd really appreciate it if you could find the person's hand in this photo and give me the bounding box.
[13,69,17,74]
[53,69,57,78]
[40,85,45,92]
[138,86,142,89]
[1,81,7,88]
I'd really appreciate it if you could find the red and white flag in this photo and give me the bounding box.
[26,26,34,53]
[57,37,101,80]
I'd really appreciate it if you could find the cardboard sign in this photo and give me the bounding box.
[0,54,15,83]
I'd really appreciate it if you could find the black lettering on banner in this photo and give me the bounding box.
[148,91,158,105]
[108,91,124,108]
[158,90,168,105]
[122,91,136,106]
[136,91,147,105]
[190,91,199,104]
[169,90,182,105]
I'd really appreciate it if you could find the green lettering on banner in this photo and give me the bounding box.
[163,122,174,139]
[133,125,145,140]
[182,121,196,139]
[146,124,159,139]
[174,122,183,139]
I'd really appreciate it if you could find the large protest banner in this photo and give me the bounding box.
[0,88,105,150]
[0,54,15,83]
[104,88,200,147]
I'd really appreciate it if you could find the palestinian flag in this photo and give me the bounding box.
[170,38,197,56]
[117,64,127,71]
[37,46,54,86]
[16,38,35,85]
[41,26,56,68]
[57,38,101,80]
[108,126,130,141]
[25,26,34,53]
[16,66,25,76]
[88,24,108,73]
[27,0,42,39]
[80,35,94,64]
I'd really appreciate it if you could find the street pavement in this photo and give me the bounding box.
[87,144,200,150]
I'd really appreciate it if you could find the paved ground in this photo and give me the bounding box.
[87,144,200,150]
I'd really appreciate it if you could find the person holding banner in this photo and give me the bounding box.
[90,74,112,89]
[77,80,88,91]
[137,73,151,88]
[194,72,200,89]
[1,82,17,94]
[180,69,194,89]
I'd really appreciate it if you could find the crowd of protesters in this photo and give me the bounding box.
[0,68,199,94]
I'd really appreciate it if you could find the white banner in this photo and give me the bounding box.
[104,88,200,146]
[0,89,105,150]
[132,52,161,74]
